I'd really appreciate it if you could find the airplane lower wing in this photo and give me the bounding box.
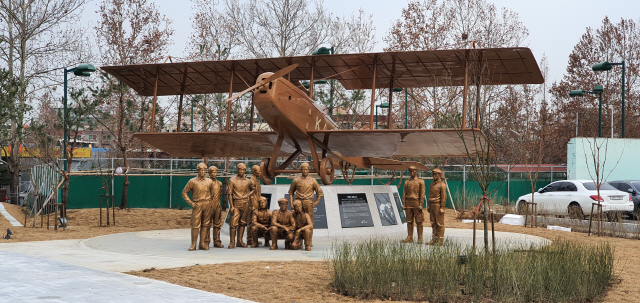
[133,131,298,158]
[309,128,493,158]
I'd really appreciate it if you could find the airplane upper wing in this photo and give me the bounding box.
[133,131,297,158]
[309,128,493,158]
[102,48,543,97]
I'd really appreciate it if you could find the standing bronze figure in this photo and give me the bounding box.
[250,196,272,248]
[269,198,295,250]
[181,163,214,251]
[206,166,224,248]
[426,168,447,245]
[246,165,262,246]
[288,162,322,246]
[402,165,425,243]
[227,163,252,248]
[291,200,313,251]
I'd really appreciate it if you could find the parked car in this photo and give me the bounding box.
[607,180,640,216]
[516,180,633,219]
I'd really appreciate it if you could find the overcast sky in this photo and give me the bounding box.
[83,0,640,85]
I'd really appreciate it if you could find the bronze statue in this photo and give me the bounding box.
[291,200,313,251]
[250,196,272,248]
[181,163,214,251]
[205,166,224,248]
[402,165,425,243]
[227,163,252,248]
[426,168,447,245]
[246,165,262,246]
[269,198,295,250]
[288,162,322,246]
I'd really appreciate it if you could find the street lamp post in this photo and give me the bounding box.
[62,64,96,222]
[593,61,625,137]
[62,64,96,169]
[569,85,604,137]
[375,102,390,129]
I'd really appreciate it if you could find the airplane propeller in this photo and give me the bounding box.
[226,63,299,103]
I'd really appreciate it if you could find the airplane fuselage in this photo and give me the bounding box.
[254,72,338,151]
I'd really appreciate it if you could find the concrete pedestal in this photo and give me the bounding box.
[223,185,407,240]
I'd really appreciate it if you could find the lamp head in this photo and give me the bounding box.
[380,102,389,108]
[71,64,96,77]
[569,90,585,97]
[73,71,92,77]
[314,80,327,85]
[6,228,12,235]
[312,47,332,55]
[301,81,310,89]
[593,85,604,93]
[592,62,612,71]
[392,88,403,92]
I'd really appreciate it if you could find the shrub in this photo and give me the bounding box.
[329,239,613,302]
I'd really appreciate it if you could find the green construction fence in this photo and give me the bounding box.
[66,174,561,210]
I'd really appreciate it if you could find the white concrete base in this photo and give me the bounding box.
[223,185,406,240]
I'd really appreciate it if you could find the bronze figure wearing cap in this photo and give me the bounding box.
[426,168,447,245]
[288,162,322,246]
[269,198,295,250]
[401,165,425,243]
[250,196,272,248]
[291,200,313,251]
[227,163,252,248]
[181,163,214,251]
[205,166,224,248]
[246,165,262,246]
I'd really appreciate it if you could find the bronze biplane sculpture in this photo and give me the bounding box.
[102,48,543,185]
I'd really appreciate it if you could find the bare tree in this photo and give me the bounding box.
[384,0,529,130]
[581,137,624,236]
[225,0,332,58]
[0,0,91,204]
[95,0,173,208]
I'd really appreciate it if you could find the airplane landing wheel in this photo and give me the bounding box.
[259,158,273,185]
[319,157,335,185]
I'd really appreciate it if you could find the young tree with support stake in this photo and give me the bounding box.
[26,88,98,221]
[94,0,173,209]
[581,137,624,236]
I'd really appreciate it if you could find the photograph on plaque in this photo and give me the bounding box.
[393,192,406,224]
[374,193,397,226]
[261,193,272,209]
[284,194,328,229]
[338,193,374,228]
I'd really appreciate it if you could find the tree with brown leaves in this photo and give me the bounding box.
[548,17,640,164]
[94,0,173,208]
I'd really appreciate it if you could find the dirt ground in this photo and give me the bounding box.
[0,202,206,242]
[1,205,638,302]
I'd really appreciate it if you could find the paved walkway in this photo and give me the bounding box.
[0,227,549,272]
[0,250,252,303]
[0,202,22,226]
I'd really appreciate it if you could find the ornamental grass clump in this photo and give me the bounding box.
[329,239,613,302]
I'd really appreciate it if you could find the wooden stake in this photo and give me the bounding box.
[150,68,159,133]
[369,55,378,128]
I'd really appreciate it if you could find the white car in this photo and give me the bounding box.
[516,180,634,219]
